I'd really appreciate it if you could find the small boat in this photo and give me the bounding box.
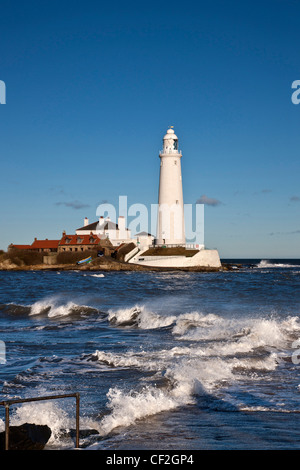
[77,256,92,265]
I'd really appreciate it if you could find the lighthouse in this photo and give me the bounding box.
[128,126,222,268]
[156,127,186,246]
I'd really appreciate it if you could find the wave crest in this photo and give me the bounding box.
[256,260,300,268]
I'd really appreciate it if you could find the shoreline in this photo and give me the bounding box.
[0,260,236,273]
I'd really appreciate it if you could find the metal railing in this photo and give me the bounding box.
[159,149,182,155]
[0,393,80,450]
[152,244,204,250]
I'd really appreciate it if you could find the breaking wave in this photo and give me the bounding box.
[107,305,300,345]
[256,260,300,269]
[98,384,191,437]
[87,305,300,437]
[3,297,300,442]
[0,297,99,318]
[108,305,177,329]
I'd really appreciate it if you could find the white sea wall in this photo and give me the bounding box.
[131,249,221,269]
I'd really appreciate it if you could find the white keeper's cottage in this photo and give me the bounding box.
[76,216,135,247]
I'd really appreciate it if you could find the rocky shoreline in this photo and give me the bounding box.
[0,256,237,273]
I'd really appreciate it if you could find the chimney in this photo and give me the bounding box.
[84,217,89,227]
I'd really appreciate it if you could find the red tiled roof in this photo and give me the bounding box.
[31,239,60,249]
[10,244,32,250]
[59,234,101,246]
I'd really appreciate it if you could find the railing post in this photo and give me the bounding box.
[5,404,9,450]
[75,393,80,449]
[0,393,80,450]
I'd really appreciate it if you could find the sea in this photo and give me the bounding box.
[0,259,300,452]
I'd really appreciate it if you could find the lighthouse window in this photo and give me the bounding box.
[173,140,178,150]
[174,160,177,165]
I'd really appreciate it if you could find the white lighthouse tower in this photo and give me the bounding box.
[128,126,222,269]
[156,127,186,246]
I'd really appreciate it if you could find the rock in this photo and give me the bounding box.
[0,259,19,270]
[0,423,52,450]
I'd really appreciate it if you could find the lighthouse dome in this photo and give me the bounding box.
[163,128,178,140]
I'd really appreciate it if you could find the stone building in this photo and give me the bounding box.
[58,232,113,255]
[76,216,134,246]
[8,239,59,253]
[30,238,60,252]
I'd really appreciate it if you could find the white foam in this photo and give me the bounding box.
[231,352,279,372]
[108,305,176,329]
[201,318,288,357]
[92,350,158,370]
[28,296,96,318]
[257,260,300,268]
[96,354,250,437]
[91,349,263,436]
[175,314,300,350]
[172,311,222,336]
[93,308,300,437]
[20,300,298,441]
[83,273,105,278]
[1,396,102,448]
[6,401,70,444]
[99,385,191,436]
[91,346,208,378]
[29,299,78,317]
[107,306,225,333]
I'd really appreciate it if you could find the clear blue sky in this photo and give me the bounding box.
[0,0,300,258]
